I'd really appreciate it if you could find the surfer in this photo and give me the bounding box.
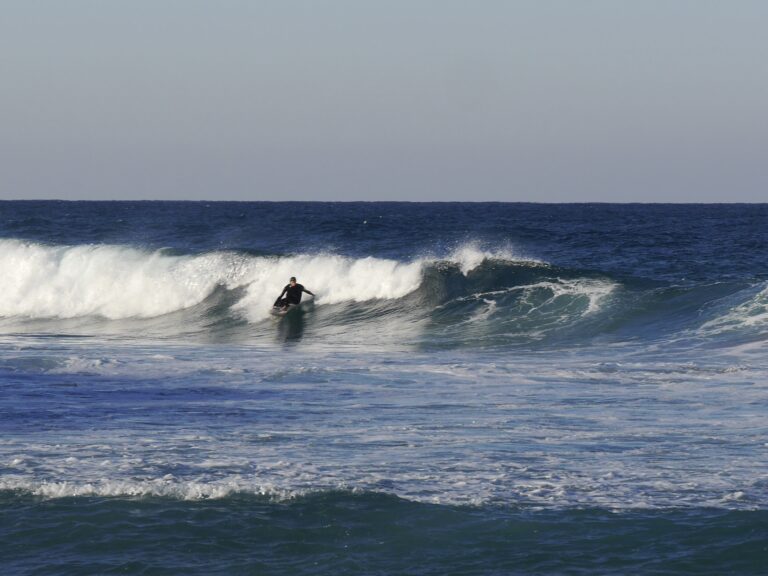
[274,277,314,311]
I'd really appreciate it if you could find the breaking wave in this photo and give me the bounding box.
[0,239,539,322]
[3,238,765,348]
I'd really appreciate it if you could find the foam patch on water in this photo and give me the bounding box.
[1,349,765,510]
[518,278,617,316]
[454,278,617,333]
[699,282,768,335]
[0,477,299,501]
[1,465,764,509]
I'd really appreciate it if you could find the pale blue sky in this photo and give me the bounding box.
[1,1,767,201]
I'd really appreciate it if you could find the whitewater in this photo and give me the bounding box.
[2,201,767,575]
[0,239,530,320]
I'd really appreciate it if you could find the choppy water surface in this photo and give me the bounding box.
[1,202,767,574]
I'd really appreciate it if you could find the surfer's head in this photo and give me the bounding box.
[290,277,297,285]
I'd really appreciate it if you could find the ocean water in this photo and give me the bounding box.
[1,201,767,575]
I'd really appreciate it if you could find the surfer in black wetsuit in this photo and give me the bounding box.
[274,277,314,310]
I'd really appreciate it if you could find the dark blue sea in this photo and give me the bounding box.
[1,201,767,575]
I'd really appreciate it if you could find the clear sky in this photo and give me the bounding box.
[1,0,767,201]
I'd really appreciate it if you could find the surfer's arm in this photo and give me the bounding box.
[303,288,314,296]
[274,286,288,306]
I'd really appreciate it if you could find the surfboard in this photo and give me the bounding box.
[270,295,314,317]
[270,303,298,317]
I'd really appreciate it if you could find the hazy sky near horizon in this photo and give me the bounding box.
[2,1,767,202]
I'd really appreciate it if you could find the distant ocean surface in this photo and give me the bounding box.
[1,201,767,575]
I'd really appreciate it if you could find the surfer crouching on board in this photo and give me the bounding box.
[274,277,314,311]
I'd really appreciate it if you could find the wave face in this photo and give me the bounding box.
[1,235,767,349]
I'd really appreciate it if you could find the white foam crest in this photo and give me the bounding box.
[446,242,540,275]
[0,239,244,319]
[0,240,425,322]
[235,253,425,322]
[0,477,298,501]
[1,467,761,508]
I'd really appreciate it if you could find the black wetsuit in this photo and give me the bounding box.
[275,284,314,307]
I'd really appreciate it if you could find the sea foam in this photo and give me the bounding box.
[0,239,232,319]
[699,281,768,336]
